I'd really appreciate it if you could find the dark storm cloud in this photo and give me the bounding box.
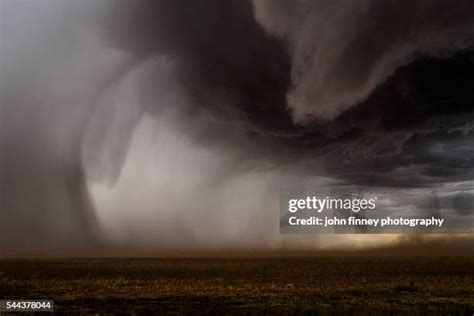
[1,0,474,254]
[254,0,474,121]
[102,0,474,187]
[102,0,474,146]
[103,0,293,133]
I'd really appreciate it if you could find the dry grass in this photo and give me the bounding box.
[0,256,473,314]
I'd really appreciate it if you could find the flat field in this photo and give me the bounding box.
[0,256,473,315]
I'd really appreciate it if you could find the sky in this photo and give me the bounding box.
[1,0,474,255]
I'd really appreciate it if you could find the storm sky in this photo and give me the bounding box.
[1,0,474,255]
